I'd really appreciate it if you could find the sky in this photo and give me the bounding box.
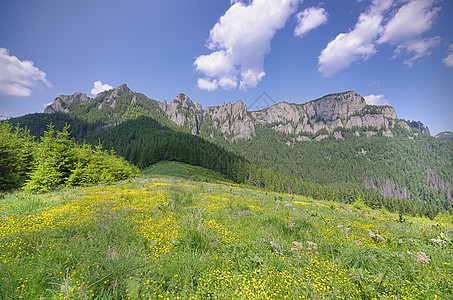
[0,0,452,135]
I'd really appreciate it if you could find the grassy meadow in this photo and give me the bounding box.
[1,162,452,299]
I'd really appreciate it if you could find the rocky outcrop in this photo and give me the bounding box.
[306,92,367,120]
[252,102,301,124]
[398,121,412,131]
[44,92,90,114]
[98,84,132,110]
[427,169,452,202]
[245,91,402,139]
[203,100,255,140]
[407,120,431,136]
[346,114,390,130]
[161,93,203,134]
[44,98,69,114]
[43,86,427,141]
[333,131,344,140]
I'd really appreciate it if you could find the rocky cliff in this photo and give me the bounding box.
[250,91,399,140]
[160,91,412,141]
[160,93,203,135]
[202,100,255,141]
[96,83,131,110]
[44,92,90,114]
[43,85,426,140]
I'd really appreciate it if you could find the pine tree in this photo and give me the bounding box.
[25,124,76,192]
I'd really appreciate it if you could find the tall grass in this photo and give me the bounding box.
[1,175,452,299]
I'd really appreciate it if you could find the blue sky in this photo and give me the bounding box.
[0,0,452,135]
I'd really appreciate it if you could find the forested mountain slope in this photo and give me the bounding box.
[8,84,453,213]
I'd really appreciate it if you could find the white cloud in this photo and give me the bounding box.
[294,7,328,37]
[218,76,238,90]
[197,78,218,91]
[364,94,389,106]
[393,37,440,67]
[194,0,301,91]
[318,3,389,77]
[318,0,442,76]
[378,0,441,66]
[443,44,453,68]
[0,47,51,97]
[91,81,113,96]
[230,0,251,4]
[194,50,232,78]
[197,76,238,91]
[378,0,440,45]
[239,69,265,90]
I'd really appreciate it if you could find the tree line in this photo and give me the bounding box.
[0,122,138,193]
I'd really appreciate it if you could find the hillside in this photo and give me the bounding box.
[7,84,453,213]
[1,168,452,299]
[143,161,233,183]
[435,131,453,140]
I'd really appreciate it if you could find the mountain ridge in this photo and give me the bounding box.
[43,83,429,141]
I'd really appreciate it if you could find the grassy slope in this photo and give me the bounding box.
[1,163,452,299]
[142,161,232,184]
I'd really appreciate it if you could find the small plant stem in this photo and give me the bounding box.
[378,268,389,294]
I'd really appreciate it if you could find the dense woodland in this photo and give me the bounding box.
[216,125,453,212]
[5,113,450,219]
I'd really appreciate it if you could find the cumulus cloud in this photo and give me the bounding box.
[379,0,441,66]
[378,0,440,45]
[197,78,218,91]
[364,94,389,106]
[318,0,441,76]
[194,0,301,91]
[0,47,51,97]
[318,0,390,77]
[196,76,239,91]
[294,7,328,37]
[91,81,113,96]
[443,44,453,68]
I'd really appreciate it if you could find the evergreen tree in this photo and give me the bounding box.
[0,122,34,190]
[25,124,76,192]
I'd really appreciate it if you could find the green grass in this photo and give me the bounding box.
[1,172,452,299]
[143,161,232,183]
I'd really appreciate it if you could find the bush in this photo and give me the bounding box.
[67,144,139,186]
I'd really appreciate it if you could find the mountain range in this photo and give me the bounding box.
[43,83,430,141]
[9,83,452,215]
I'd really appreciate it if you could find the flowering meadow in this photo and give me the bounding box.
[1,169,452,299]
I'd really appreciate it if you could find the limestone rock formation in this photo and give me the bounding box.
[245,91,400,139]
[44,92,90,114]
[161,93,203,134]
[203,100,255,140]
[97,84,132,110]
[43,86,427,141]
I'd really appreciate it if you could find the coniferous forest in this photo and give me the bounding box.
[5,112,452,219]
[0,121,138,192]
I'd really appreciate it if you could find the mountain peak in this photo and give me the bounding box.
[116,83,132,93]
[44,92,90,114]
